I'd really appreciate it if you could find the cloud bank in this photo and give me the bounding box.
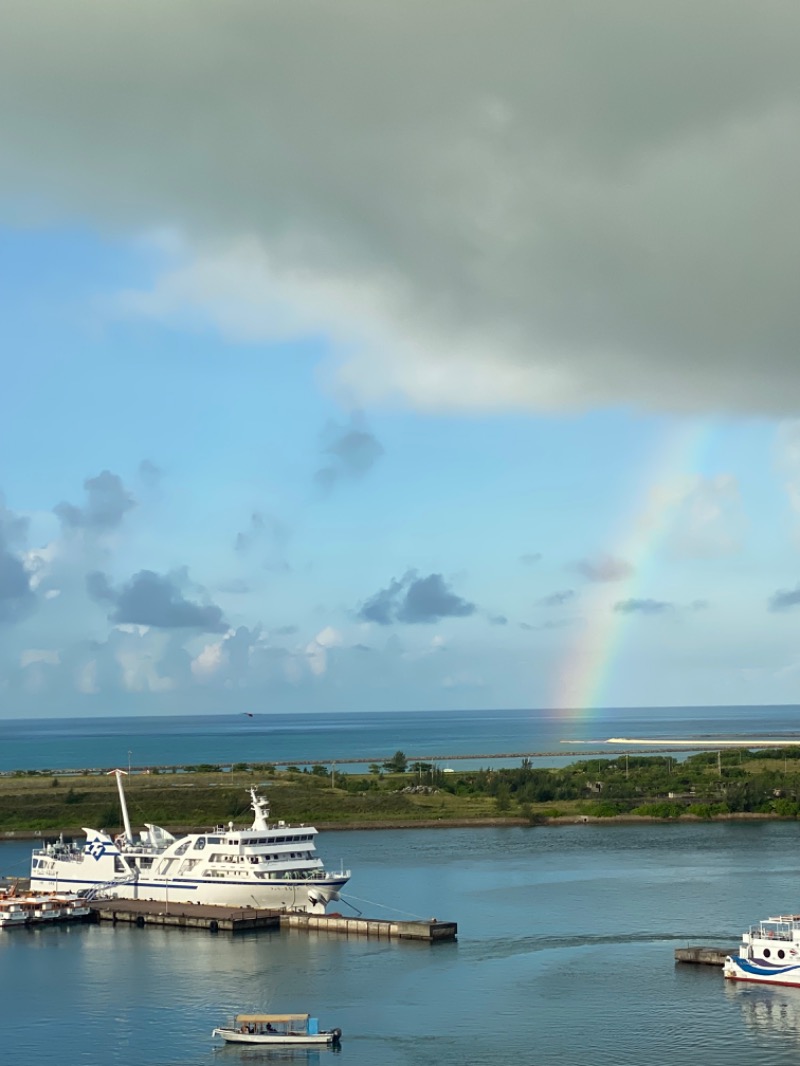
[3,2,800,414]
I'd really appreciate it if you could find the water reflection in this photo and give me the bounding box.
[726,981,800,1044]
[213,1050,341,1063]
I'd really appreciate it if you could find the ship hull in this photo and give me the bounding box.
[724,956,800,987]
[29,868,348,912]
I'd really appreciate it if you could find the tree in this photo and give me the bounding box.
[383,750,408,773]
[495,783,511,812]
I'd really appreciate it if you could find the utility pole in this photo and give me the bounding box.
[717,750,722,776]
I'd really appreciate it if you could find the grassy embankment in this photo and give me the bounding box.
[4,747,800,834]
[0,768,504,834]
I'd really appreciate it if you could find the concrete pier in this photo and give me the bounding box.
[89,900,456,941]
[89,899,280,933]
[282,912,457,941]
[675,946,734,966]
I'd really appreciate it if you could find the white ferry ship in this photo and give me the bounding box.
[29,770,350,913]
[724,914,800,986]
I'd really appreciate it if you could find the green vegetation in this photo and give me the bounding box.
[3,747,800,833]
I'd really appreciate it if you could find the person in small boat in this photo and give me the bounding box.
[265,1023,276,1032]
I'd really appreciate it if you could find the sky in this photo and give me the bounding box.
[2,1,800,719]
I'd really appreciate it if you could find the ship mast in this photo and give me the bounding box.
[250,788,270,830]
[107,768,133,843]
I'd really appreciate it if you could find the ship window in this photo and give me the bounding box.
[778,949,786,959]
[764,948,772,958]
[207,837,222,844]
[193,838,206,851]
[175,841,190,856]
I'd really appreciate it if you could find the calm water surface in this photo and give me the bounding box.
[3,704,800,772]
[4,820,800,1065]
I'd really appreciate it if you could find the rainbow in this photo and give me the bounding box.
[552,420,711,714]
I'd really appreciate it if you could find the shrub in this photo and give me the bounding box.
[631,802,683,819]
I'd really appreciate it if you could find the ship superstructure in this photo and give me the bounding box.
[30,770,349,913]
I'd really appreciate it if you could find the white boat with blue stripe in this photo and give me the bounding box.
[724,915,800,986]
[29,770,350,913]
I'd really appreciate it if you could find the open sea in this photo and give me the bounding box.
[5,705,800,1065]
[2,703,800,773]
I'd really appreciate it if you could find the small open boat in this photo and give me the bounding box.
[212,1013,342,1046]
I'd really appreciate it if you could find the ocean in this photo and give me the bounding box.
[2,703,800,773]
[4,705,800,1065]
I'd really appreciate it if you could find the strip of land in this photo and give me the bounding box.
[608,737,800,746]
[2,743,800,837]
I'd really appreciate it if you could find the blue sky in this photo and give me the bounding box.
[2,3,800,718]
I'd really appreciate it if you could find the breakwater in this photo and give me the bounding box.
[88,899,457,941]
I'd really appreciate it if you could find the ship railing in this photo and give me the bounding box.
[81,873,139,901]
[754,924,795,942]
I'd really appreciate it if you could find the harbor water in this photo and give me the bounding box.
[5,705,800,1063]
[4,819,800,1065]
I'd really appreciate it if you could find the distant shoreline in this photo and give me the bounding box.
[0,811,784,841]
[6,737,800,777]
[607,737,800,747]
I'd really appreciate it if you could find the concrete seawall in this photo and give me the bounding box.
[88,899,456,941]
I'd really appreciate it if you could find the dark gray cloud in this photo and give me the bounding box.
[8,5,800,415]
[769,586,800,611]
[87,568,227,631]
[0,547,34,623]
[224,625,260,676]
[86,570,115,603]
[574,555,633,583]
[0,500,28,547]
[217,578,251,595]
[359,575,407,625]
[234,510,290,557]
[614,598,673,615]
[540,589,575,607]
[0,501,35,624]
[488,614,508,626]
[519,553,542,566]
[138,459,162,487]
[55,470,135,531]
[315,416,384,490]
[359,570,476,625]
[397,574,476,623]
